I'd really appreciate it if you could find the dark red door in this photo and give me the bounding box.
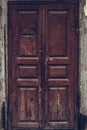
[44,4,76,128]
[8,2,78,130]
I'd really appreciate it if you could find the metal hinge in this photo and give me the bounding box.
[76,27,79,35]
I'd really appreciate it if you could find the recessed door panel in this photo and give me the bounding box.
[47,10,68,57]
[18,88,37,122]
[48,87,69,121]
[18,11,38,57]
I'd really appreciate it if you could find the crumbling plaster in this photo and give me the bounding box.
[0,0,87,130]
[80,0,87,116]
[0,0,7,130]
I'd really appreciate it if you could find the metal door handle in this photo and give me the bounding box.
[46,57,53,62]
[46,58,48,62]
[46,56,49,62]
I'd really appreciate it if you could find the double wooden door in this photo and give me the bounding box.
[8,2,78,130]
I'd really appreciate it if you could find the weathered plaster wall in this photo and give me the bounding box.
[80,0,87,115]
[0,0,7,130]
[0,0,87,130]
[79,0,87,130]
[84,0,87,15]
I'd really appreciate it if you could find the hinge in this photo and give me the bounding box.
[76,27,79,35]
[10,112,13,122]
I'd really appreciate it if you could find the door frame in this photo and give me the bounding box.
[7,0,79,130]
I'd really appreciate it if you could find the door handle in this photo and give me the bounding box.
[45,56,49,62]
[46,57,53,62]
[45,58,48,62]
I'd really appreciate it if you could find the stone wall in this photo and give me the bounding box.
[0,0,87,130]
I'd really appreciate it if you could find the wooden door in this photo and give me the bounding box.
[44,4,78,129]
[8,2,79,130]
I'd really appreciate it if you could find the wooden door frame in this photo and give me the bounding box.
[7,1,79,130]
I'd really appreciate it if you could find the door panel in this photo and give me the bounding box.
[18,88,37,121]
[8,2,78,130]
[18,11,38,57]
[48,87,69,120]
[45,5,75,128]
[47,11,67,56]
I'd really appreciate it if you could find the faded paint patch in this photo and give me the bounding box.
[84,0,87,16]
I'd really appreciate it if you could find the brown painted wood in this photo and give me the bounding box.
[8,1,79,130]
[44,4,76,128]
